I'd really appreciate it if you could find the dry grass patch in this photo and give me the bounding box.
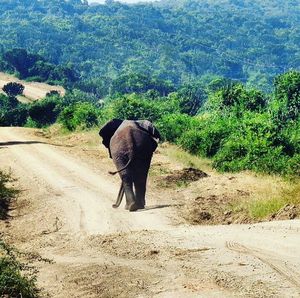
[161,143,212,172]
[180,171,300,224]
[229,178,300,221]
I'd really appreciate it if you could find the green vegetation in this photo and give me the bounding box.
[0,171,18,220]
[0,69,299,177]
[2,82,24,98]
[0,0,299,177]
[0,0,299,92]
[0,171,38,297]
[1,48,77,87]
[0,240,39,298]
[59,101,99,131]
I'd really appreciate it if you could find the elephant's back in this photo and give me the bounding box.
[110,124,156,158]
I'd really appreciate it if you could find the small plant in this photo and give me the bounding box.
[0,240,39,298]
[0,171,18,220]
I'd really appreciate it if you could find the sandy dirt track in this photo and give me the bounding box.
[0,72,65,102]
[0,127,300,297]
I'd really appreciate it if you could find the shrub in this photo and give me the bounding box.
[0,95,28,126]
[59,102,99,131]
[110,94,162,122]
[0,240,39,298]
[212,113,289,174]
[176,82,207,115]
[0,171,18,220]
[179,115,237,157]
[273,71,300,122]
[28,97,61,127]
[156,113,194,142]
[211,135,248,172]
[206,82,267,112]
[287,154,300,176]
[2,82,24,97]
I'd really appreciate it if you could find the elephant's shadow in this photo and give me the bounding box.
[137,204,183,212]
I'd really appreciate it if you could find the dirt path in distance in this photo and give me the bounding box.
[0,72,65,102]
[0,127,299,297]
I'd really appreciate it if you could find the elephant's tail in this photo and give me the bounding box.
[108,158,132,175]
[112,183,125,208]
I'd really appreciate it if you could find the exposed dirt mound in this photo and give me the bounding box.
[89,232,162,260]
[270,204,299,221]
[182,194,250,225]
[158,168,209,187]
[61,264,154,298]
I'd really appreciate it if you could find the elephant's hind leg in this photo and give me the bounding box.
[121,174,139,212]
[133,157,151,209]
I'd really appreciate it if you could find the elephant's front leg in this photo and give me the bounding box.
[120,174,139,212]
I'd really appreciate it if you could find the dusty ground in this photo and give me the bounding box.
[0,72,65,102]
[0,126,300,297]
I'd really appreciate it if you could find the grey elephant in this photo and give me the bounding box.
[99,119,161,212]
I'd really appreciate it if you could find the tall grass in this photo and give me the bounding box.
[162,144,212,172]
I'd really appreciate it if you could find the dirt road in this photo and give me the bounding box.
[0,127,299,297]
[0,72,65,102]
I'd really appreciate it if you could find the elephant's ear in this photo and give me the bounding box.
[136,120,161,141]
[153,126,161,141]
[99,119,123,148]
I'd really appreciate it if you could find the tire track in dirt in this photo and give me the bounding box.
[226,241,300,291]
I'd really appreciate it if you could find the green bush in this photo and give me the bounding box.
[110,94,162,122]
[211,135,248,172]
[179,115,237,157]
[0,94,28,126]
[59,102,99,131]
[0,241,39,298]
[272,71,300,122]
[28,97,61,128]
[2,82,24,97]
[206,83,267,112]
[287,154,300,176]
[212,113,289,174]
[0,171,18,220]
[156,113,194,142]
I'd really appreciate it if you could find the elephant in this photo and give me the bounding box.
[99,119,161,212]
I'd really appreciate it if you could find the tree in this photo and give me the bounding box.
[177,82,207,115]
[2,82,24,98]
[206,82,266,112]
[3,49,40,78]
[274,71,300,121]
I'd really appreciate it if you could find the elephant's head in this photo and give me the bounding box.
[99,118,123,149]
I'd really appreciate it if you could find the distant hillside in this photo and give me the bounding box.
[0,0,299,91]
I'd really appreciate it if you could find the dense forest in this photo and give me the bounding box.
[0,0,299,93]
